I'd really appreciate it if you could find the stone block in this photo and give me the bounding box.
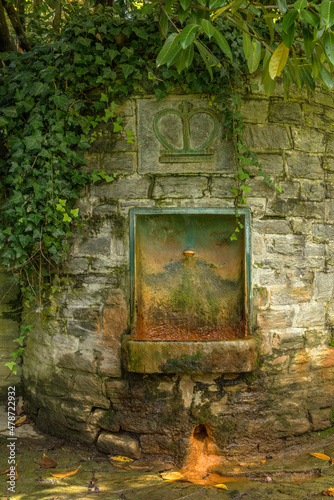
[137,97,233,174]
[104,379,129,400]
[102,154,136,174]
[305,328,331,348]
[289,218,313,236]
[210,177,236,198]
[246,177,275,197]
[269,101,303,124]
[326,135,334,154]
[65,257,89,274]
[255,154,284,177]
[94,291,128,377]
[267,199,325,219]
[89,408,120,432]
[309,408,332,431]
[270,285,312,306]
[304,113,334,132]
[300,180,325,201]
[92,203,118,216]
[90,174,150,199]
[140,433,174,455]
[314,92,334,107]
[286,152,323,179]
[291,127,325,152]
[124,339,258,374]
[57,351,96,373]
[265,235,305,256]
[277,181,300,199]
[244,124,291,150]
[295,303,324,327]
[271,329,305,350]
[97,431,140,458]
[76,236,111,256]
[314,223,334,241]
[240,99,269,122]
[313,272,334,301]
[67,319,99,338]
[257,308,294,331]
[253,219,290,235]
[152,176,208,199]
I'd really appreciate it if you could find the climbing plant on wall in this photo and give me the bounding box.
[0,0,332,321]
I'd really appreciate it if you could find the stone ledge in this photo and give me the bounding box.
[123,339,258,374]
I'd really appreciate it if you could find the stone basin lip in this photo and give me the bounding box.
[123,338,258,374]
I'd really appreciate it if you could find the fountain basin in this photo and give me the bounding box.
[123,338,258,374]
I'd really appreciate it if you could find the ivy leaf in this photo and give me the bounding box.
[18,235,31,248]
[23,134,43,151]
[113,122,123,132]
[179,24,200,49]
[269,43,289,79]
[2,106,18,118]
[63,213,72,222]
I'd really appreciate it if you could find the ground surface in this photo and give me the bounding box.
[2,406,334,499]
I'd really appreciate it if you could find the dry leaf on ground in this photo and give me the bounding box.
[160,471,184,481]
[310,453,331,461]
[50,465,81,478]
[322,487,334,496]
[34,454,58,469]
[214,483,228,489]
[110,456,134,462]
[15,415,26,426]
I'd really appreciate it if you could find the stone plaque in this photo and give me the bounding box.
[137,96,233,173]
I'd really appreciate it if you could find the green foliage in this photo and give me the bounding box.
[0,2,278,326]
[5,324,32,376]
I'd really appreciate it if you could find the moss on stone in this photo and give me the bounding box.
[163,352,204,373]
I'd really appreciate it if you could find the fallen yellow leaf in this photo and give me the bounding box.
[214,483,228,490]
[15,415,26,426]
[50,465,81,478]
[160,471,184,481]
[322,487,334,496]
[110,456,134,462]
[310,453,331,461]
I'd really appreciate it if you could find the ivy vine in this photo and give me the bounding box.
[0,3,277,372]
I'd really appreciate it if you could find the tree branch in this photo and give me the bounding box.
[1,0,31,51]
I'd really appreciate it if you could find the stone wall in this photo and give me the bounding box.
[0,265,21,399]
[21,88,334,462]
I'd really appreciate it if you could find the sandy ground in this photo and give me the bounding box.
[2,405,334,499]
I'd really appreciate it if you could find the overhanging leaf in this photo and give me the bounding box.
[243,30,252,59]
[269,43,289,79]
[319,63,334,90]
[324,31,334,64]
[179,24,200,49]
[320,0,334,28]
[247,39,262,73]
[156,33,180,67]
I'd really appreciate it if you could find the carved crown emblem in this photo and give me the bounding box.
[153,101,219,163]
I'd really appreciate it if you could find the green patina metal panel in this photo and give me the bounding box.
[130,208,251,342]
